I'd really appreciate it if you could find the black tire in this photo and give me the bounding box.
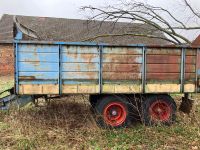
[95,95,131,128]
[141,94,177,126]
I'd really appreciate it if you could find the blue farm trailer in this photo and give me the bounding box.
[0,24,200,128]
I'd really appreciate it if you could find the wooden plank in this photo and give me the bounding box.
[62,63,98,72]
[103,54,142,63]
[102,84,142,93]
[62,72,98,80]
[103,72,141,80]
[147,64,195,73]
[146,48,181,55]
[62,53,99,63]
[103,47,142,54]
[146,83,180,93]
[62,84,99,94]
[103,64,142,72]
[19,84,59,94]
[184,84,195,92]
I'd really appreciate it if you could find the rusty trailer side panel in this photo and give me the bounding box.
[15,41,200,95]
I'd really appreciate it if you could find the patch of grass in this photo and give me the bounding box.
[0,95,200,149]
[0,76,14,98]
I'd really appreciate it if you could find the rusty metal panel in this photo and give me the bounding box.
[103,54,142,63]
[17,44,59,94]
[103,72,141,80]
[146,64,195,73]
[62,45,99,54]
[15,42,199,95]
[103,47,142,54]
[146,48,181,55]
[146,73,196,80]
[61,45,99,94]
[62,72,98,80]
[147,55,181,64]
[185,49,197,56]
[62,53,99,63]
[102,47,143,85]
[103,64,142,72]
[62,63,99,72]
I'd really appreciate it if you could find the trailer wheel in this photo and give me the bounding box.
[95,95,131,128]
[142,95,176,126]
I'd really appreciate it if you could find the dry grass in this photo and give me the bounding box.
[0,96,199,150]
[0,76,14,98]
[0,77,200,149]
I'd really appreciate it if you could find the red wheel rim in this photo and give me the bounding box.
[149,100,171,122]
[103,102,127,127]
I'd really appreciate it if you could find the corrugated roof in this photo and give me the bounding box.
[0,14,170,45]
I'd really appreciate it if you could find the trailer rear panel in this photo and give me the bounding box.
[15,41,199,95]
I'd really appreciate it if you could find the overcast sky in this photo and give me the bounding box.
[0,0,199,41]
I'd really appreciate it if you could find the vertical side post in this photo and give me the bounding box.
[195,48,199,93]
[98,45,103,94]
[180,48,186,93]
[59,45,62,95]
[15,42,19,94]
[142,46,146,93]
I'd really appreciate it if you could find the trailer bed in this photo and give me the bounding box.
[15,41,199,95]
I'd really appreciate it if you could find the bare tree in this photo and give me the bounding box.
[82,0,200,45]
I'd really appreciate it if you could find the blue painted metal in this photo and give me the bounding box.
[62,53,99,63]
[17,43,59,90]
[62,45,98,54]
[14,40,200,95]
[19,80,58,84]
[15,43,19,94]
[15,29,23,40]
[99,45,103,93]
[18,72,59,79]
[18,53,59,62]
[18,62,59,72]
[18,44,59,53]
[59,45,62,95]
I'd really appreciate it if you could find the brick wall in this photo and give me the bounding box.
[0,44,14,76]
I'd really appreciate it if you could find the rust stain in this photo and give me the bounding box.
[19,76,36,80]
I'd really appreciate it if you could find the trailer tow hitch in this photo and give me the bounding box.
[0,88,34,110]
